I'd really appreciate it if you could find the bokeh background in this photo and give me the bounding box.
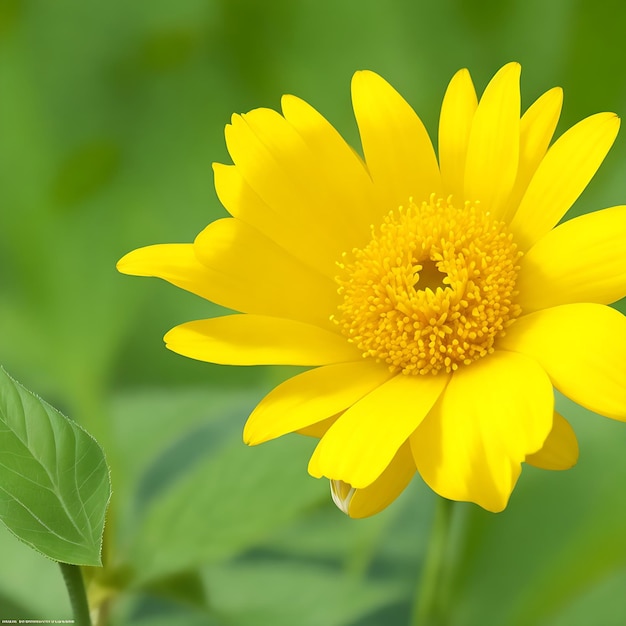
[1,0,626,624]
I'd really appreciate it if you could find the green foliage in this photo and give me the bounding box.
[111,388,328,585]
[0,0,625,624]
[100,387,414,624]
[0,368,110,566]
[446,394,626,626]
[201,560,404,626]
[0,525,70,614]
[128,435,327,584]
[52,139,121,210]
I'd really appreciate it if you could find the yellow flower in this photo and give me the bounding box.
[118,63,626,517]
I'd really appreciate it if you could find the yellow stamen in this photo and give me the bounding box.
[335,195,522,375]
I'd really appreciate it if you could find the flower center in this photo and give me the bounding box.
[334,196,522,375]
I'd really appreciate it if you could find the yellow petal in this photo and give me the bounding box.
[117,244,219,302]
[517,205,626,312]
[526,412,579,470]
[464,62,521,219]
[502,87,563,222]
[411,351,553,512]
[193,218,338,328]
[499,304,626,421]
[224,109,370,276]
[244,361,393,445]
[438,68,478,202]
[510,112,620,250]
[351,70,441,210]
[280,94,380,227]
[164,315,359,366]
[297,414,339,438]
[213,163,337,279]
[333,442,416,519]
[308,372,448,488]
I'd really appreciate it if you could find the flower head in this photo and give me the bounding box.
[118,63,626,517]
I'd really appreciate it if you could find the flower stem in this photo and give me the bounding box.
[412,497,455,626]
[59,562,92,626]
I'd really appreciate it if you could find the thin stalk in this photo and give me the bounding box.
[59,562,92,626]
[412,497,455,626]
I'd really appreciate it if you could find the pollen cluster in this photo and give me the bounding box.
[335,196,522,375]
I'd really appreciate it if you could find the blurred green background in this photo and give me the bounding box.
[1,0,626,624]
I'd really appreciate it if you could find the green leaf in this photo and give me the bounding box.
[202,560,404,626]
[128,432,327,584]
[142,569,208,609]
[0,367,110,565]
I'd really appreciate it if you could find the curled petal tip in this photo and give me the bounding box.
[330,479,355,516]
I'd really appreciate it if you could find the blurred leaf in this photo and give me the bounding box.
[107,386,331,584]
[543,567,626,626]
[0,593,36,619]
[259,487,431,579]
[107,385,422,621]
[202,560,403,626]
[51,139,121,209]
[141,569,208,609]
[114,598,220,626]
[127,431,327,584]
[0,367,110,565]
[260,503,392,566]
[109,387,264,507]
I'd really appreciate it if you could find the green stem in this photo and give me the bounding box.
[59,562,92,626]
[412,497,455,626]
